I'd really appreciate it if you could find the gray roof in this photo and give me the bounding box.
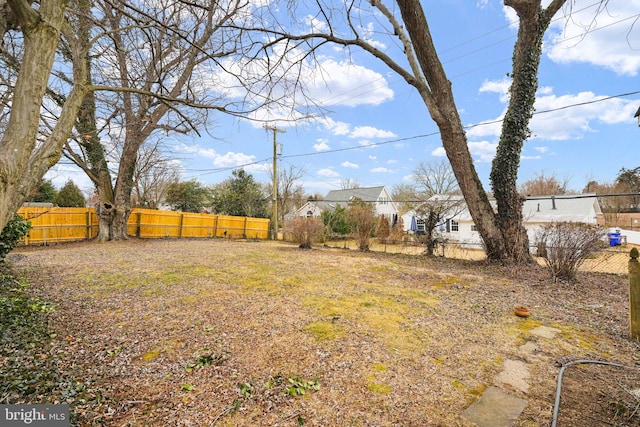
[522,194,601,223]
[452,194,601,223]
[316,186,387,210]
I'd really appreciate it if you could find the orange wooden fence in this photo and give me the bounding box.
[17,206,270,245]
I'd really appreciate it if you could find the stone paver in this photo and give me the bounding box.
[530,325,561,339]
[494,359,530,393]
[462,386,528,427]
[462,324,563,425]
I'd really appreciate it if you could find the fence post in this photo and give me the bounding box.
[136,212,142,238]
[243,217,248,238]
[630,248,640,340]
[178,213,184,238]
[85,210,89,240]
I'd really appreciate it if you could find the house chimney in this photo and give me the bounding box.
[551,196,556,210]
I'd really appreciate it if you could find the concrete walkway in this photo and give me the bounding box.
[462,325,561,426]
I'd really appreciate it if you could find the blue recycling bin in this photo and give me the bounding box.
[607,232,621,246]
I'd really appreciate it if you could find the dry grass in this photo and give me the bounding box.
[7,239,640,426]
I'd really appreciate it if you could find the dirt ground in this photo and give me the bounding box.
[7,238,640,426]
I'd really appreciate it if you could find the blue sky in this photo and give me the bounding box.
[48,0,640,198]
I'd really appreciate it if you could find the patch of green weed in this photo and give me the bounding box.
[304,321,345,342]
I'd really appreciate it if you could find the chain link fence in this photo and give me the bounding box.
[349,238,634,277]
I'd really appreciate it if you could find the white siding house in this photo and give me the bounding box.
[406,194,602,249]
[291,186,399,221]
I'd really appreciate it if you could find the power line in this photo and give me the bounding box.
[280,88,640,162]
[176,86,640,180]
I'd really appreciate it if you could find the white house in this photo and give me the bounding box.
[291,186,399,221]
[407,194,602,249]
[401,194,465,234]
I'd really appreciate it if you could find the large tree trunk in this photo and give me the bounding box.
[395,0,568,263]
[489,0,565,263]
[0,0,89,231]
[396,0,509,260]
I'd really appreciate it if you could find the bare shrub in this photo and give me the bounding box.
[388,216,405,244]
[285,217,324,249]
[347,199,376,252]
[377,215,390,242]
[535,222,606,282]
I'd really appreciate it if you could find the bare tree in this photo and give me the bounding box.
[1,0,308,240]
[252,0,590,263]
[62,0,258,240]
[391,183,418,213]
[269,164,305,227]
[341,178,360,190]
[132,145,180,209]
[413,160,459,198]
[0,0,90,231]
[519,171,571,197]
[412,160,462,256]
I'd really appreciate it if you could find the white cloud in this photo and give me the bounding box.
[545,2,640,76]
[432,146,446,157]
[349,125,397,139]
[313,140,331,151]
[206,42,395,125]
[534,146,549,153]
[433,141,497,163]
[371,167,392,173]
[479,78,511,103]
[213,151,256,168]
[369,155,377,160]
[318,117,351,136]
[358,139,372,147]
[309,58,395,107]
[467,85,637,141]
[176,142,259,170]
[358,21,387,50]
[342,161,359,169]
[468,141,498,163]
[304,14,328,33]
[531,90,636,140]
[466,117,503,139]
[318,168,340,177]
[503,0,640,78]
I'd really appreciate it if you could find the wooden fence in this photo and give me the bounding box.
[16,206,270,245]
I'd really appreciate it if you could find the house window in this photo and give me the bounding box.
[450,220,459,232]
[306,211,314,218]
[471,224,477,232]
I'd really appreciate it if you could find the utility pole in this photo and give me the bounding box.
[265,124,285,240]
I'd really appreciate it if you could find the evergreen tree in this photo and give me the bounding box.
[321,204,350,236]
[165,180,210,213]
[54,180,86,207]
[27,179,57,203]
[210,169,268,218]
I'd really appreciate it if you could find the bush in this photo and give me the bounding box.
[0,214,31,261]
[346,199,376,252]
[534,222,606,282]
[377,215,390,241]
[285,217,324,249]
